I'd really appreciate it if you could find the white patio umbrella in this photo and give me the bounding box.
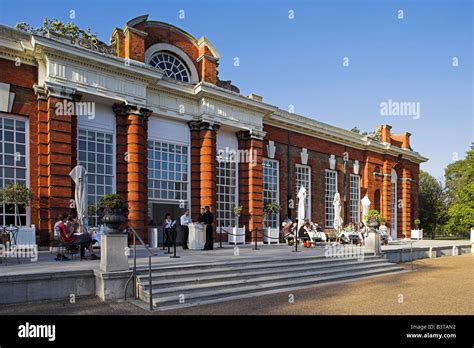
[333,192,343,232]
[361,194,371,227]
[297,186,307,233]
[69,164,88,234]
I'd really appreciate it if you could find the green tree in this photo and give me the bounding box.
[444,143,474,235]
[15,17,95,42]
[418,170,448,238]
[0,183,32,227]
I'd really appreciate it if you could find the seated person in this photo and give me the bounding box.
[67,215,99,260]
[281,219,296,246]
[54,213,70,260]
[298,221,311,242]
[308,222,326,242]
[55,213,99,260]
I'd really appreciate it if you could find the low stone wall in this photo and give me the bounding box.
[382,244,472,263]
[0,268,133,305]
[0,270,95,304]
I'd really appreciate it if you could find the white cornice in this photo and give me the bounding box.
[265,112,428,164]
[0,37,36,66]
[194,82,276,115]
[31,35,164,82]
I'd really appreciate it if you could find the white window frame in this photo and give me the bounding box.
[0,114,29,226]
[216,153,238,228]
[263,159,280,229]
[77,127,116,226]
[145,43,200,83]
[296,164,311,221]
[349,174,361,224]
[325,169,338,228]
[147,139,190,206]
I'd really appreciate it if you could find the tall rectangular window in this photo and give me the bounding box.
[0,116,28,226]
[391,173,398,236]
[295,164,311,220]
[350,174,361,224]
[147,140,188,203]
[78,128,114,225]
[325,169,337,228]
[216,158,237,227]
[263,159,279,228]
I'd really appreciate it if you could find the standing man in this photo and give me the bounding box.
[198,206,214,250]
[180,209,191,250]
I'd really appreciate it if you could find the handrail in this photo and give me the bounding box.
[124,226,153,311]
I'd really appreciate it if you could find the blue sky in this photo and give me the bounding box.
[1,0,472,179]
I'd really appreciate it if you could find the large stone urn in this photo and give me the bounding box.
[102,207,127,234]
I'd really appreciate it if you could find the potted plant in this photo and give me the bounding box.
[229,205,245,245]
[0,183,32,227]
[263,202,280,244]
[233,205,243,226]
[363,209,381,228]
[414,218,421,230]
[411,218,423,240]
[97,194,128,234]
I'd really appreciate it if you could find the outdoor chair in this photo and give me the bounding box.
[1,226,20,265]
[53,229,81,261]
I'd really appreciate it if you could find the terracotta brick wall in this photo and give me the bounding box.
[188,121,218,220]
[113,104,150,241]
[264,123,420,238]
[36,94,77,245]
[115,20,218,83]
[237,132,263,241]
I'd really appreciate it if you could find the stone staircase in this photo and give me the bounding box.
[134,254,405,311]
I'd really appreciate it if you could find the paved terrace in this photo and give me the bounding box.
[0,239,470,276]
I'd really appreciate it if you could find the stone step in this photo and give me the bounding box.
[136,255,380,280]
[134,251,374,274]
[145,266,404,309]
[138,258,388,289]
[141,261,396,296]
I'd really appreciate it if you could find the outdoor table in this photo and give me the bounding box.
[3,225,19,245]
[14,226,36,246]
[188,223,205,250]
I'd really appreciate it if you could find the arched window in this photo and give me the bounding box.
[149,52,190,82]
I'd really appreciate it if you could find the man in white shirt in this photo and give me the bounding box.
[180,209,192,250]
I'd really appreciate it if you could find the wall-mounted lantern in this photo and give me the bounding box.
[329,154,336,170]
[353,160,360,175]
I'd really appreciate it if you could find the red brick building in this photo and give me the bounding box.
[0,15,427,246]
